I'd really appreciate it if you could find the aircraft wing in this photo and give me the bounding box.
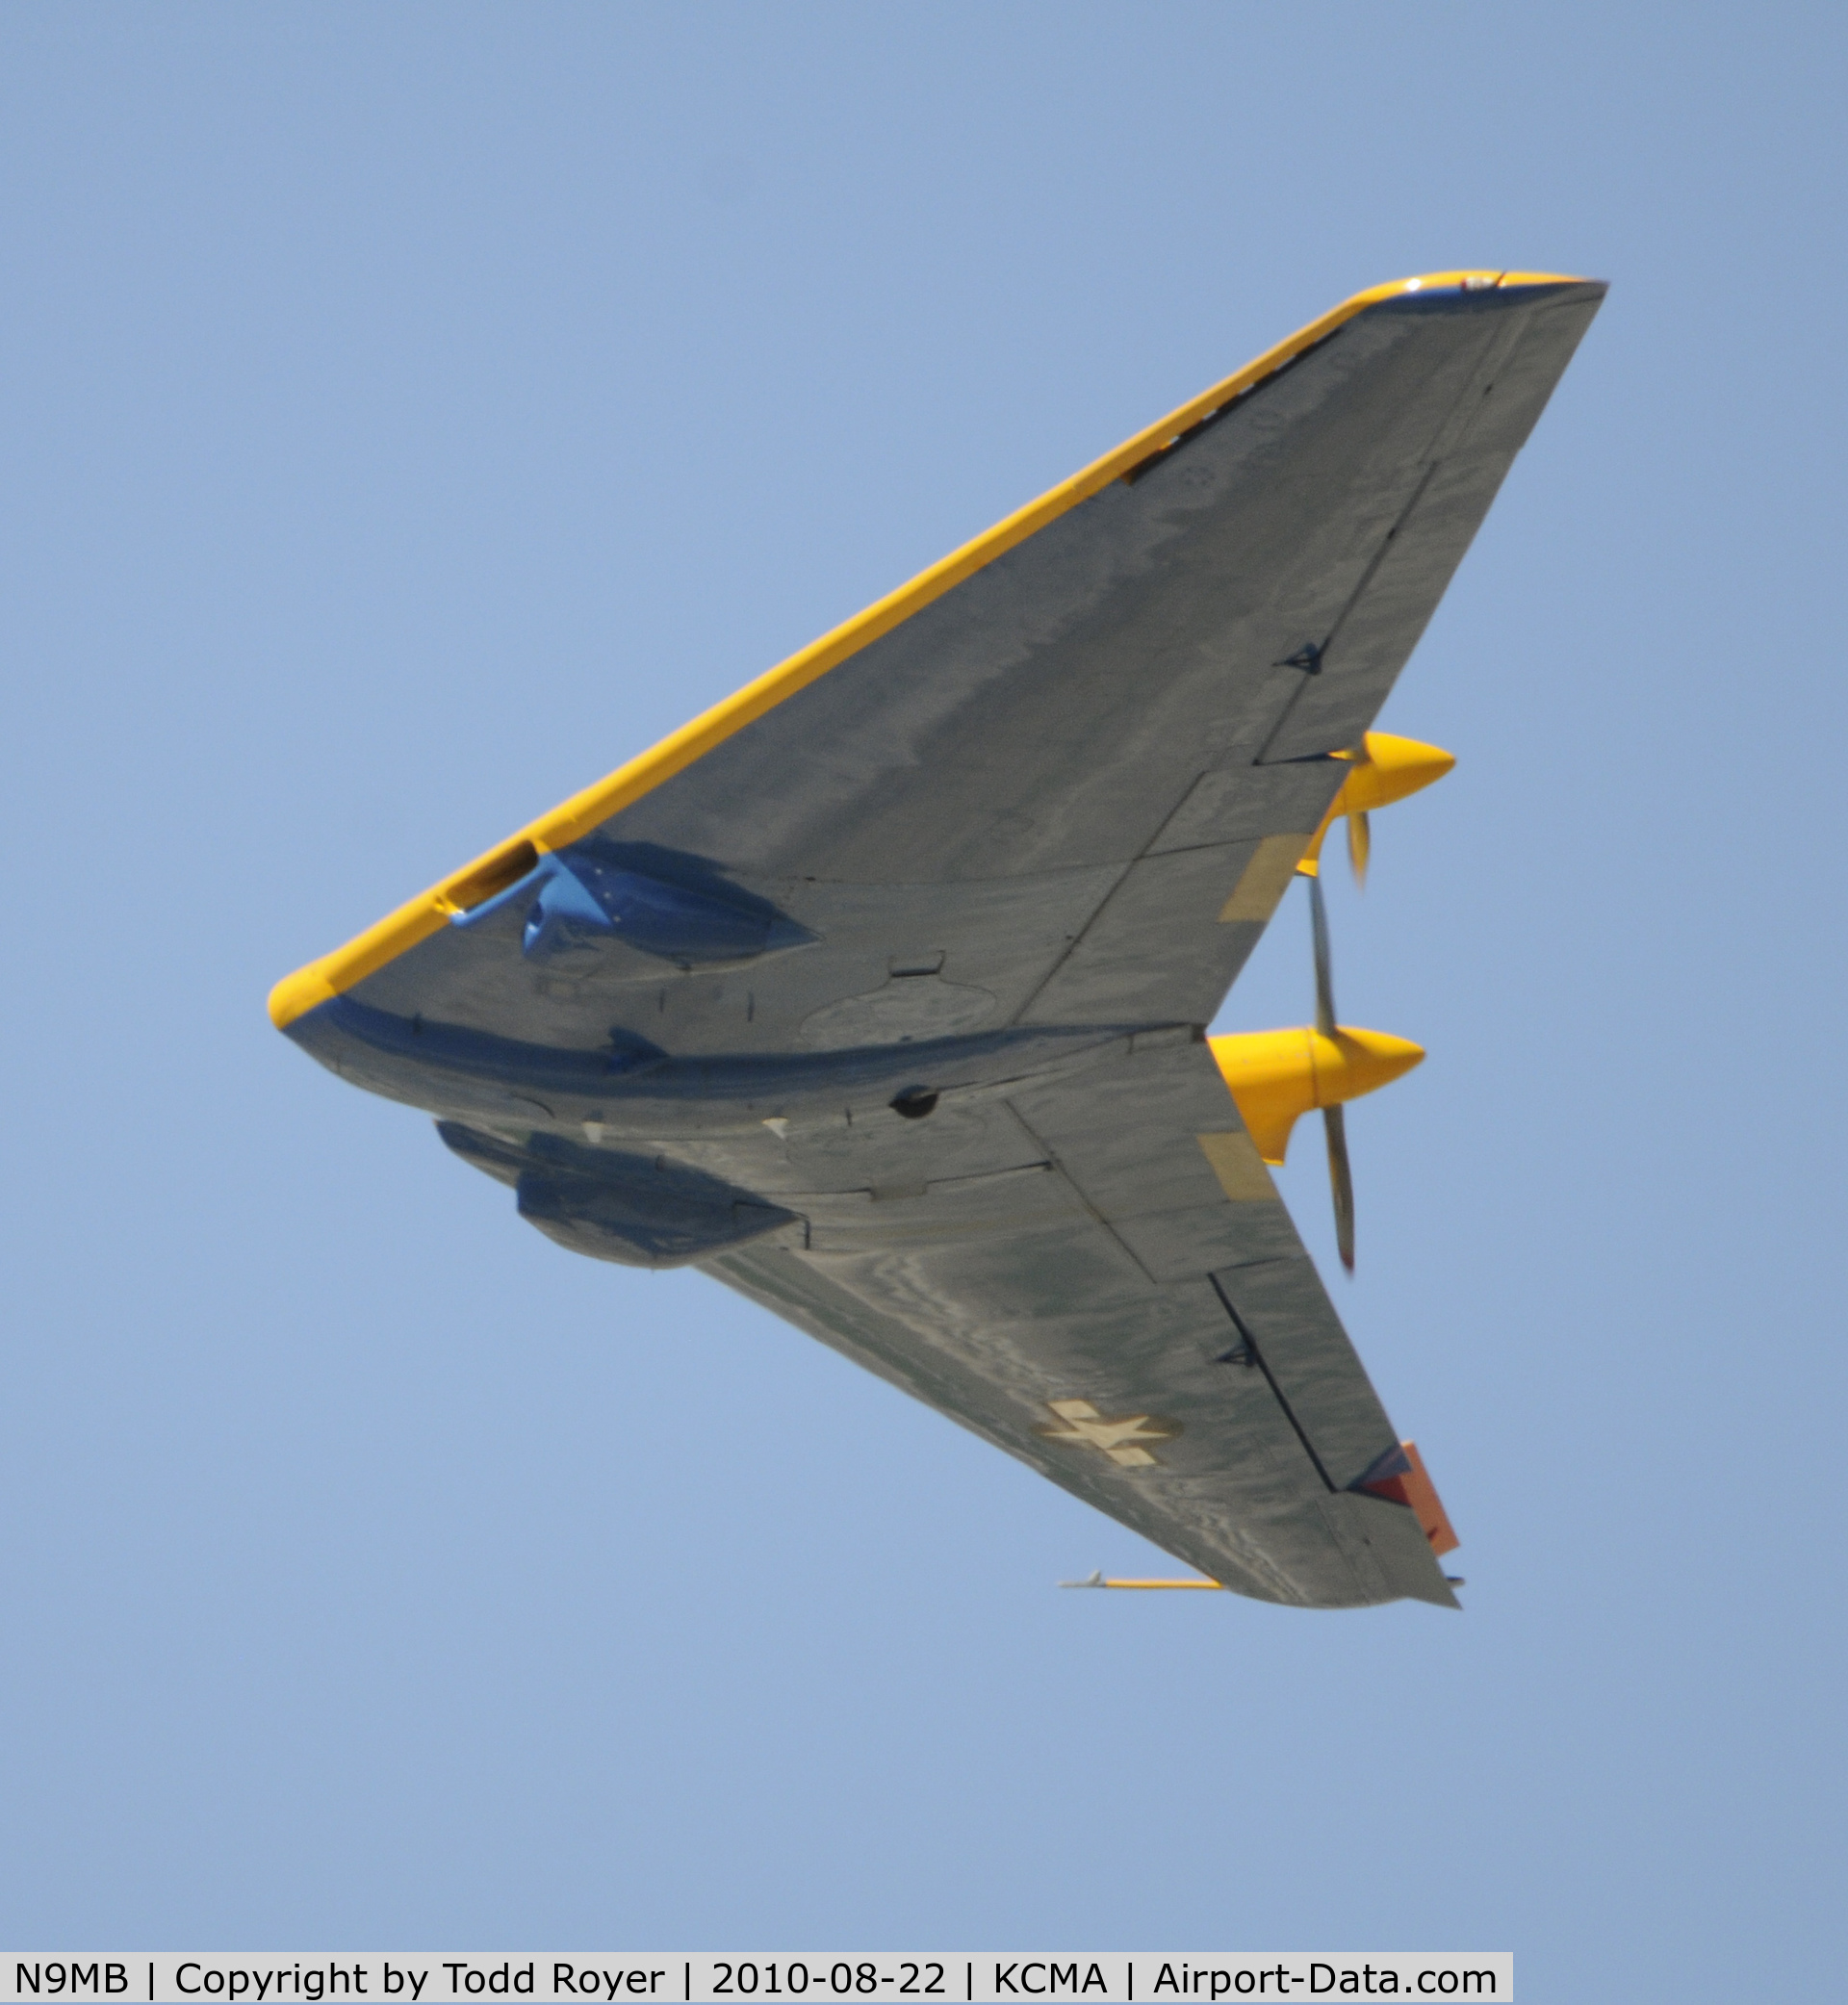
[707,1024,1460,1607]
[271,271,1604,1607]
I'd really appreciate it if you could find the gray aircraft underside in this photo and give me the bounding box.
[277,273,1605,1609]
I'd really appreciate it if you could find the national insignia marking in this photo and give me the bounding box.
[1038,1399,1179,1468]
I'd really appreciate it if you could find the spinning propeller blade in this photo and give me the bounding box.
[1342,737,1373,888]
[1300,731,1453,887]
[1346,807,1372,887]
[1308,869,1356,1272]
[1294,732,1455,1271]
[1309,867,1337,1039]
[1324,1101,1356,1273]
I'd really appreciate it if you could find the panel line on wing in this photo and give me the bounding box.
[1419,310,1532,463]
[1209,1272,1336,1492]
[1257,461,1441,764]
[1004,859,1138,1026]
[1000,1098,1159,1284]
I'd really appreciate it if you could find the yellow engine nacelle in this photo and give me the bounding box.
[1210,1025,1424,1165]
[1300,732,1456,875]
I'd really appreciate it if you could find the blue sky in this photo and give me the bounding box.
[2,3,1843,1991]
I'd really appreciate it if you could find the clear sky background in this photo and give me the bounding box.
[2,3,1842,1991]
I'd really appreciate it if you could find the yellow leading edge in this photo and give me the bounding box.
[269,270,1579,1032]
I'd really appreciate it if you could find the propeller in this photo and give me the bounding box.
[1302,731,1457,888]
[1307,867,1357,1273]
[1344,756,1373,887]
[1292,730,1455,1270]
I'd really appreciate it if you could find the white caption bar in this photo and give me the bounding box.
[0,1955,1512,2003]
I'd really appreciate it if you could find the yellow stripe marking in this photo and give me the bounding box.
[1196,1129,1275,1203]
[1218,832,1311,923]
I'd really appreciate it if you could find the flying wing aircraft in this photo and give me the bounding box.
[270,270,1604,1609]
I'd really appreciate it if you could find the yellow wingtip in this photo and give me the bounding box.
[1385,269,1596,295]
[269,964,336,1030]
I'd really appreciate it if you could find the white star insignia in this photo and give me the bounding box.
[1038,1399,1179,1468]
